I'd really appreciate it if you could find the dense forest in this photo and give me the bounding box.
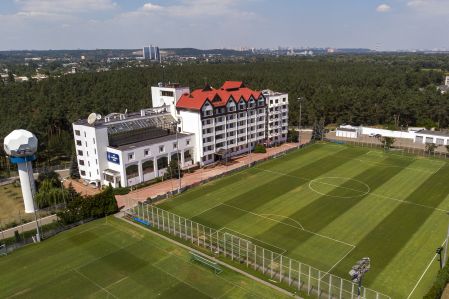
[0,55,449,167]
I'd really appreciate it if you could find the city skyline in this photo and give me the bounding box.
[1,0,449,51]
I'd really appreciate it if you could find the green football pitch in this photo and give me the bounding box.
[0,217,290,298]
[158,143,449,298]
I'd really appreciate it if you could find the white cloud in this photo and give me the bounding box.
[14,0,117,14]
[376,4,391,13]
[142,3,163,12]
[407,0,449,15]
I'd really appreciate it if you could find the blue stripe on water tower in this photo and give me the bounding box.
[9,155,37,164]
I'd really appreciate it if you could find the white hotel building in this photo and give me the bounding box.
[73,81,288,186]
[72,106,195,188]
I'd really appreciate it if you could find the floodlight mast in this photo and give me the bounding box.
[349,257,371,298]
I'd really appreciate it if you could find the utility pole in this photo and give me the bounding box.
[297,97,303,148]
[174,120,181,194]
[443,212,449,265]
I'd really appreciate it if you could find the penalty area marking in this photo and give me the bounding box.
[308,177,371,199]
[220,203,356,248]
[259,213,304,230]
[222,227,288,255]
[73,269,119,299]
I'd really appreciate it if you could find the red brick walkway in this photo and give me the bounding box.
[116,142,302,209]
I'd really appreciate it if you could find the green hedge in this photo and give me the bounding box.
[253,144,267,153]
[112,187,130,195]
[424,263,449,299]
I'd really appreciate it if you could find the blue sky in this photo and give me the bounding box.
[0,0,448,51]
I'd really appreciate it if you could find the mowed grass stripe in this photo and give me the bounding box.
[160,143,345,216]
[334,164,449,297]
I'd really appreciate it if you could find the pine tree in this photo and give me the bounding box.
[69,153,80,179]
[311,118,325,141]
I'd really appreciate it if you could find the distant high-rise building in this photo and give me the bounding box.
[143,45,161,62]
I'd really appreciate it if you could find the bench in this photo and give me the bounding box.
[190,252,222,274]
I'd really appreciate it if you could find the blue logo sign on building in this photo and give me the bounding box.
[107,152,120,164]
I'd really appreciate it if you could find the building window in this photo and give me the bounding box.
[84,132,86,137]
[77,150,83,156]
[173,142,177,149]
[93,138,96,144]
[144,149,150,156]
[161,90,174,97]
[75,130,81,136]
[80,170,86,176]
[157,156,168,169]
[128,153,134,161]
[186,139,190,146]
[159,145,165,153]
[126,164,139,179]
[76,140,82,146]
[96,159,98,165]
[79,159,85,166]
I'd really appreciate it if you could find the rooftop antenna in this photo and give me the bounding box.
[87,112,97,125]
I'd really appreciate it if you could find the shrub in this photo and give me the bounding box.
[112,187,130,195]
[424,263,449,299]
[253,144,267,153]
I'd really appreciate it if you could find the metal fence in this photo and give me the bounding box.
[126,202,391,299]
[327,137,449,160]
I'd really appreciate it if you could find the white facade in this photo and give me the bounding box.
[336,128,359,139]
[73,108,195,188]
[414,130,449,146]
[445,75,449,86]
[177,99,267,165]
[263,90,289,145]
[151,84,190,119]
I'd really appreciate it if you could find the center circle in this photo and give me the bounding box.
[308,177,370,199]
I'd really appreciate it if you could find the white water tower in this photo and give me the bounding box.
[3,129,38,213]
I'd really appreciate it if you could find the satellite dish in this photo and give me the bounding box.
[87,113,97,125]
[96,114,102,120]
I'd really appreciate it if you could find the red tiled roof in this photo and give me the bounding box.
[176,81,262,110]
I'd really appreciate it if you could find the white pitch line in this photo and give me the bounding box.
[189,201,224,219]
[407,238,447,299]
[73,269,119,299]
[322,246,356,278]
[255,167,449,214]
[223,227,288,255]
[221,203,355,248]
[260,213,304,230]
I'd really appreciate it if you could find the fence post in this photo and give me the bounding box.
[339,278,343,299]
[190,221,193,243]
[184,218,187,240]
[351,283,354,299]
[298,262,302,291]
[262,248,265,274]
[162,210,165,231]
[156,208,160,229]
[254,245,258,270]
[231,235,234,261]
[216,230,220,254]
[308,266,311,295]
[328,275,332,299]
[288,258,292,286]
[271,252,274,278]
[179,216,182,238]
[279,255,283,282]
[167,211,171,234]
[318,270,321,298]
[223,234,227,257]
[238,238,241,260]
[246,241,249,267]
[196,223,200,246]
[209,228,213,252]
[151,205,154,224]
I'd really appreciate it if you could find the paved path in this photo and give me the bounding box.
[116,143,302,209]
[0,214,58,239]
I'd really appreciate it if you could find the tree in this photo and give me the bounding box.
[378,137,396,150]
[287,129,299,143]
[425,143,438,155]
[35,178,68,208]
[311,118,325,141]
[166,159,181,180]
[253,144,267,153]
[69,153,80,179]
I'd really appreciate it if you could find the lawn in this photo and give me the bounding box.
[157,143,449,298]
[0,217,289,299]
[0,183,27,222]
